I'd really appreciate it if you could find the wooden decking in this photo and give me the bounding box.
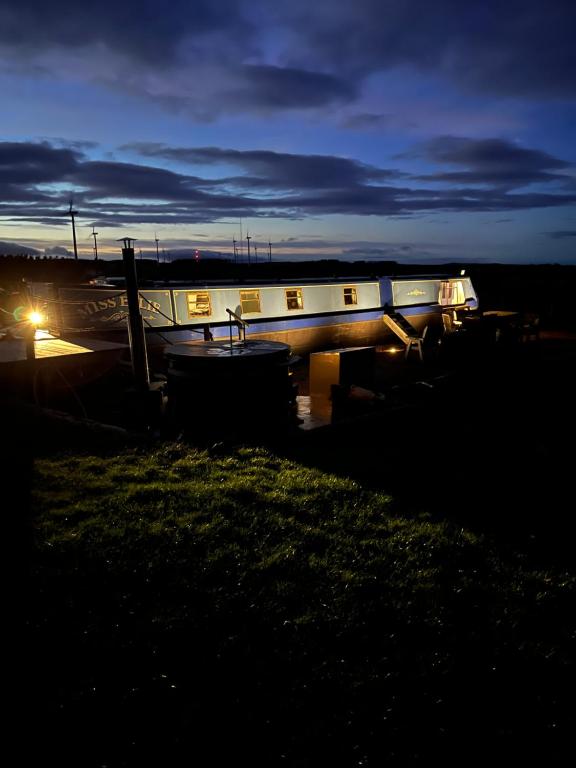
[0,333,128,396]
[0,332,127,364]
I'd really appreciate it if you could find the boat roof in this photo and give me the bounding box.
[64,273,464,290]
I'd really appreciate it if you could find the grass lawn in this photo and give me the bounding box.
[26,443,575,766]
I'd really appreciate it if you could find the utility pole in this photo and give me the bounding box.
[91,226,99,261]
[155,233,160,263]
[68,201,78,260]
[268,240,272,262]
[246,234,251,265]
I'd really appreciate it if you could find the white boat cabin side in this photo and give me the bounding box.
[30,275,478,353]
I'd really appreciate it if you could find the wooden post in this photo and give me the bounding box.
[23,282,36,360]
[24,326,35,360]
[119,238,149,392]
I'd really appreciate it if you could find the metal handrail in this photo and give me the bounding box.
[225,307,249,344]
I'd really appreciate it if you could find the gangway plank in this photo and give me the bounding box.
[383,312,427,360]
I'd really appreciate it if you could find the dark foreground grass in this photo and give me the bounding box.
[26,444,575,766]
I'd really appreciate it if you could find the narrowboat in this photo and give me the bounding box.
[30,274,478,356]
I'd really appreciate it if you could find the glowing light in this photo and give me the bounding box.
[34,329,53,340]
[27,310,45,326]
[385,346,401,354]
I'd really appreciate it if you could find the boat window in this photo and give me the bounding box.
[186,291,211,317]
[240,290,261,314]
[343,287,358,306]
[285,288,304,310]
[453,281,466,305]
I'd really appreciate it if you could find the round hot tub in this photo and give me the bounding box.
[165,340,297,430]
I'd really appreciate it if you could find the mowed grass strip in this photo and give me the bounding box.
[29,444,576,766]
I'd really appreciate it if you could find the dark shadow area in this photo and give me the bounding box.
[276,334,576,570]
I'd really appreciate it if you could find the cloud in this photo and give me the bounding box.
[341,113,399,131]
[1,140,575,232]
[46,138,100,151]
[0,0,246,66]
[407,136,573,190]
[545,230,576,239]
[73,161,215,201]
[0,1,573,118]
[45,245,73,256]
[0,1,353,115]
[272,0,576,100]
[123,143,402,189]
[0,141,80,184]
[417,137,569,173]
[225,65,355,109]
[0,240,41,255]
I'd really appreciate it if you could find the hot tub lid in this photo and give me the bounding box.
[165,340,291,369]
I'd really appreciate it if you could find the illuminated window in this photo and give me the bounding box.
[440,281,465,306]
[453,281,466,305]
[240,290,261,314]
[285,288,304,310]
[186,291,211,317]
[343,287,358,306]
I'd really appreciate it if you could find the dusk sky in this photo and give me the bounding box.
[1,0,575,263]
